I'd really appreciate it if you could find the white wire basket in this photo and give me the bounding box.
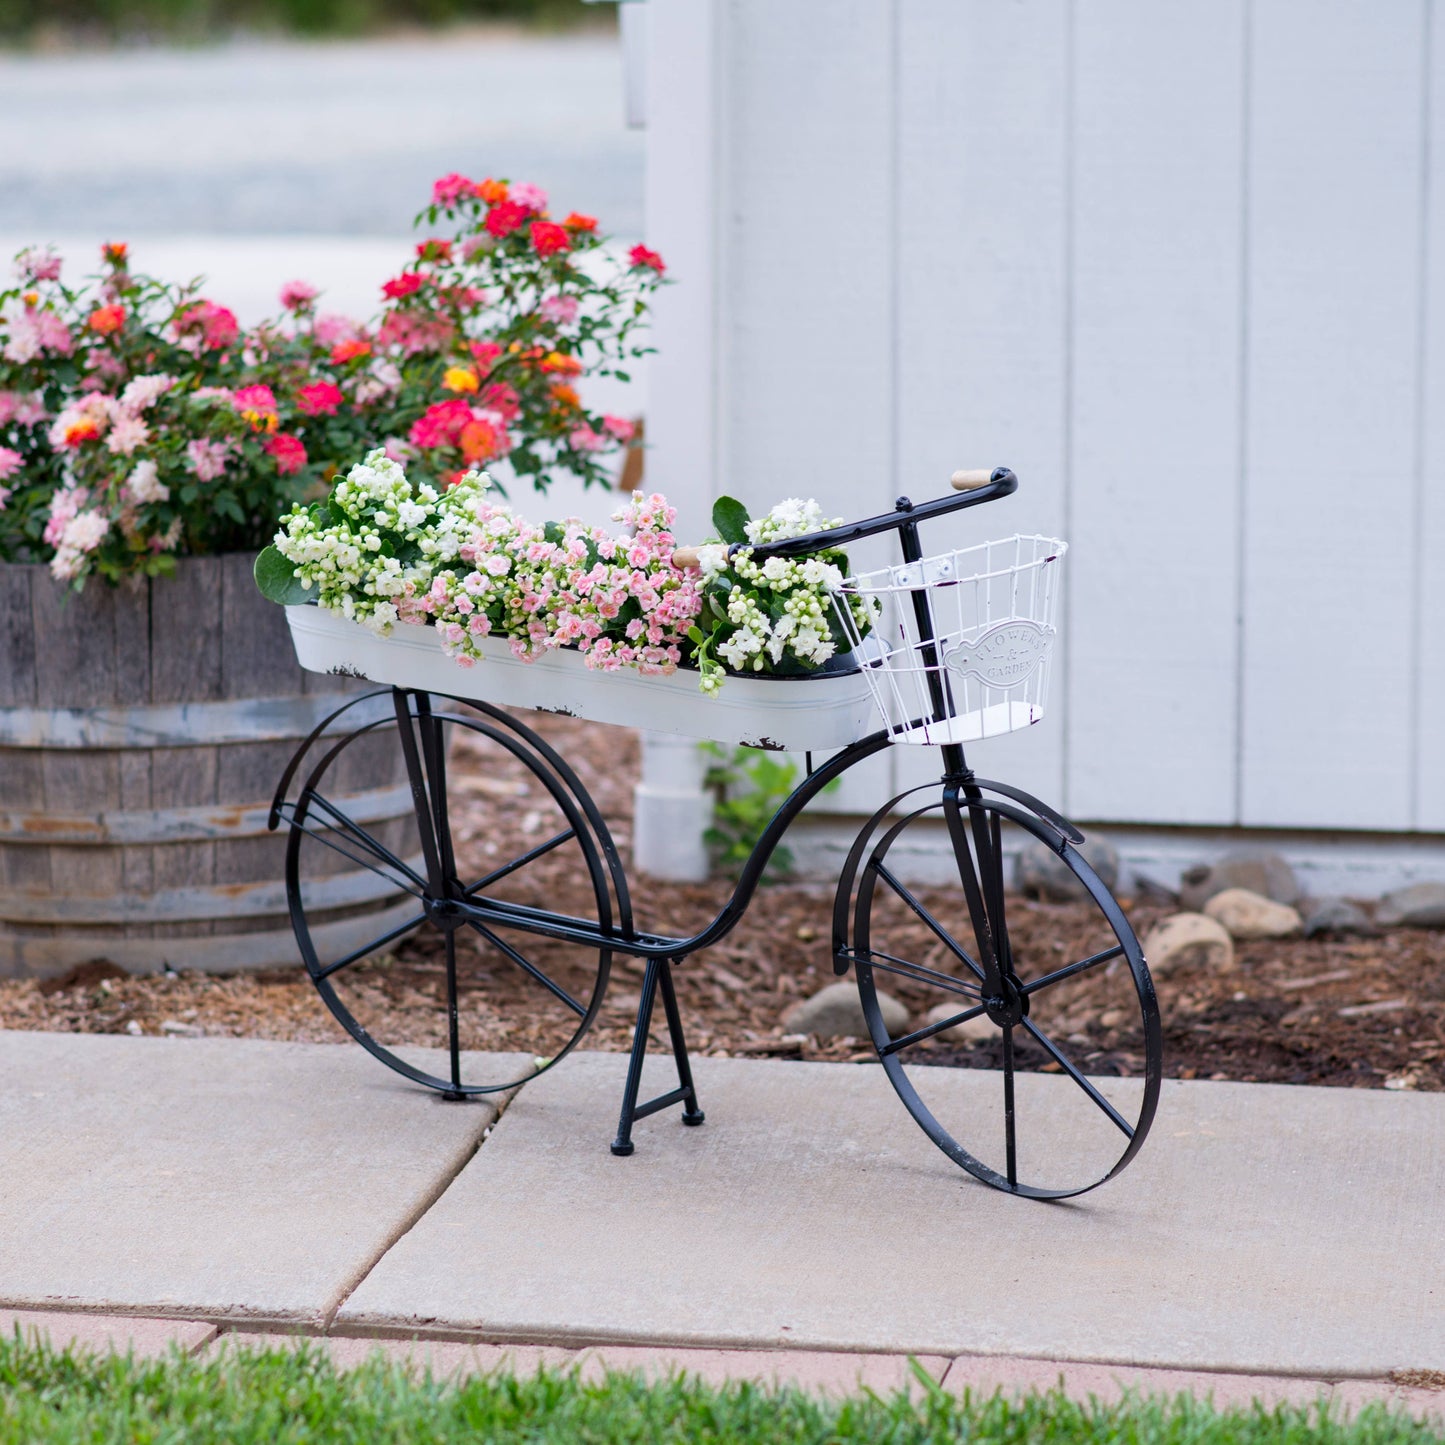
[833,534,1067,746]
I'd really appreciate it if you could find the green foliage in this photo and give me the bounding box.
[0,0,596,44]
[0,1330,1438,1445]
[701,742,840,881]
[710,494,750,547]
[253,543,315,605]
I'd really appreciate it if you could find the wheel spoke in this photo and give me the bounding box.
[283,805,425,900]
[1022,944,1126,996]
[306,792,428,891]
[462,828,577,897]
[1021,1017,1135,1140]
[857,948,982,1002]
[879,1001,990,1057]
[872,861,986,983]
[444,929,463,1093]
[465,919,587,1017]
[315,910,427,981]
[1002,1022,1018,1188]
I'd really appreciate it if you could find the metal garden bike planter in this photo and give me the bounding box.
[270,467,1163,1199]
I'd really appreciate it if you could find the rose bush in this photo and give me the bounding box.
[0,175,663,587]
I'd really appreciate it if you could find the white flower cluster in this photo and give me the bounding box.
[273,450,492,633]
[743,496,837,545]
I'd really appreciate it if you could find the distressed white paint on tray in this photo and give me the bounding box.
[1417,2,1445,832]
[892,0,1070,810]
[1066,0,1246,826]
[1238,0,1427,828]
[718,0,898,813]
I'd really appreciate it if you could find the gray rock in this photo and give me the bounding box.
[1016,835,1120,902]
[783,981,909,1039]
[1179,851,1301,912]
[1142,913,1235,976]
[924,1001,994,1043]
[1300,896,1376,938]
[1375,882,1445,929]
[1203,888,1303,941]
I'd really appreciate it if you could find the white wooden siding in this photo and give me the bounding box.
[645,0,1445,838]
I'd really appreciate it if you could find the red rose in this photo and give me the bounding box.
[484,201,528,239]
[530,221,572,258]
[627,244,666,274]
[264,433,307,475]
[297,381,344,417]
[381,272,425,300]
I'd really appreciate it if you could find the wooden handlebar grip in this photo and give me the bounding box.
[950,468,995,491]
[672,546,702,569]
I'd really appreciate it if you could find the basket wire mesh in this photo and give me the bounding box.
[833,534,1067,746]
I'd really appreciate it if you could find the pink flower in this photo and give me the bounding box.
[232,384,278,423]
[118,374,174,413]
[0,446,21,480]
[15,247,62,283]
[602,414,635,442]
[297,380,344,416]
[409,399,473,450]
[106,414,150,456]
[279,279,318,312]
[431,172,476,206]
[484,201,529,238]
[0,485,10,511]
[186,438,232,481]
[264,433,307,475]
[510,182,548,212]
[314,312,362,345]
[175,299,239,350]
[539,294,579,325]
[377,310,453,355]
[569,425,606,453]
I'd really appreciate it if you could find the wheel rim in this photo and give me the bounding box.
[846,793,1161,1199]
[283,698,617,1095]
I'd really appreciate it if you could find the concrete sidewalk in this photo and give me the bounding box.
[1,1031,1442,1413]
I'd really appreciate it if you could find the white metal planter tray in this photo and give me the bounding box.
[285,604,878,752]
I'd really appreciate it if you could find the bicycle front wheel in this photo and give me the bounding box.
[837,790,1161,1199]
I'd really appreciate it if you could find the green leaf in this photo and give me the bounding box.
[253,546,314,606]
[711,495,750,546]
[543,520,566,546]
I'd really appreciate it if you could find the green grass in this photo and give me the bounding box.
[0,1330,1439,1445]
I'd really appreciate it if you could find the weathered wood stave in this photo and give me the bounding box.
[0,556,416,979]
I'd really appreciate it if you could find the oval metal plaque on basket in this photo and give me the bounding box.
[942,620,1054,688]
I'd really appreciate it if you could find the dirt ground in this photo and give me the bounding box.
[3,712,1442,1094]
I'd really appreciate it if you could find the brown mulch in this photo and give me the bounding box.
[3,712,1442,1092]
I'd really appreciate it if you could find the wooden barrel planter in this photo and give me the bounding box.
[0,556,417,979]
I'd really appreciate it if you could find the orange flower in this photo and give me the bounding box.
[475,177,509,206]
[87,304,125,335]
[442,366,480,394]
[330,338,372,364]
[102,241,129,264]
[459,417,505,464]
[548,382,580,409]
[540,350,582,376]
[563,212,598,232]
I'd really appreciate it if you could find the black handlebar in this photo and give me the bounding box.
[743,467,1018,563]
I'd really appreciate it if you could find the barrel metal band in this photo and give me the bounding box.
[0,691,394,750]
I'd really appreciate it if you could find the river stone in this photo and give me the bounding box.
[1375,882,1445,929]
[1203,887,1303,940]
[1141,913,1234,976]
[782,981,909,1039]
[924,1000,994,1042]
[1015,835,1120,902]
[1179,851,1301,911]
[1300,896,1376,938]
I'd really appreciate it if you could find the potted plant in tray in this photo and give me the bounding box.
[0,178,664,979]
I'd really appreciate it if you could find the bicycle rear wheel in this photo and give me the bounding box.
[836,788,1161,1199]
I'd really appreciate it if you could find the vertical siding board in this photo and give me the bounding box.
[1418,0,1445,830]
[1067,0,1246,824]
[1239,0,1425,829]
[722,0,897,812]
[892,0,1071,808]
